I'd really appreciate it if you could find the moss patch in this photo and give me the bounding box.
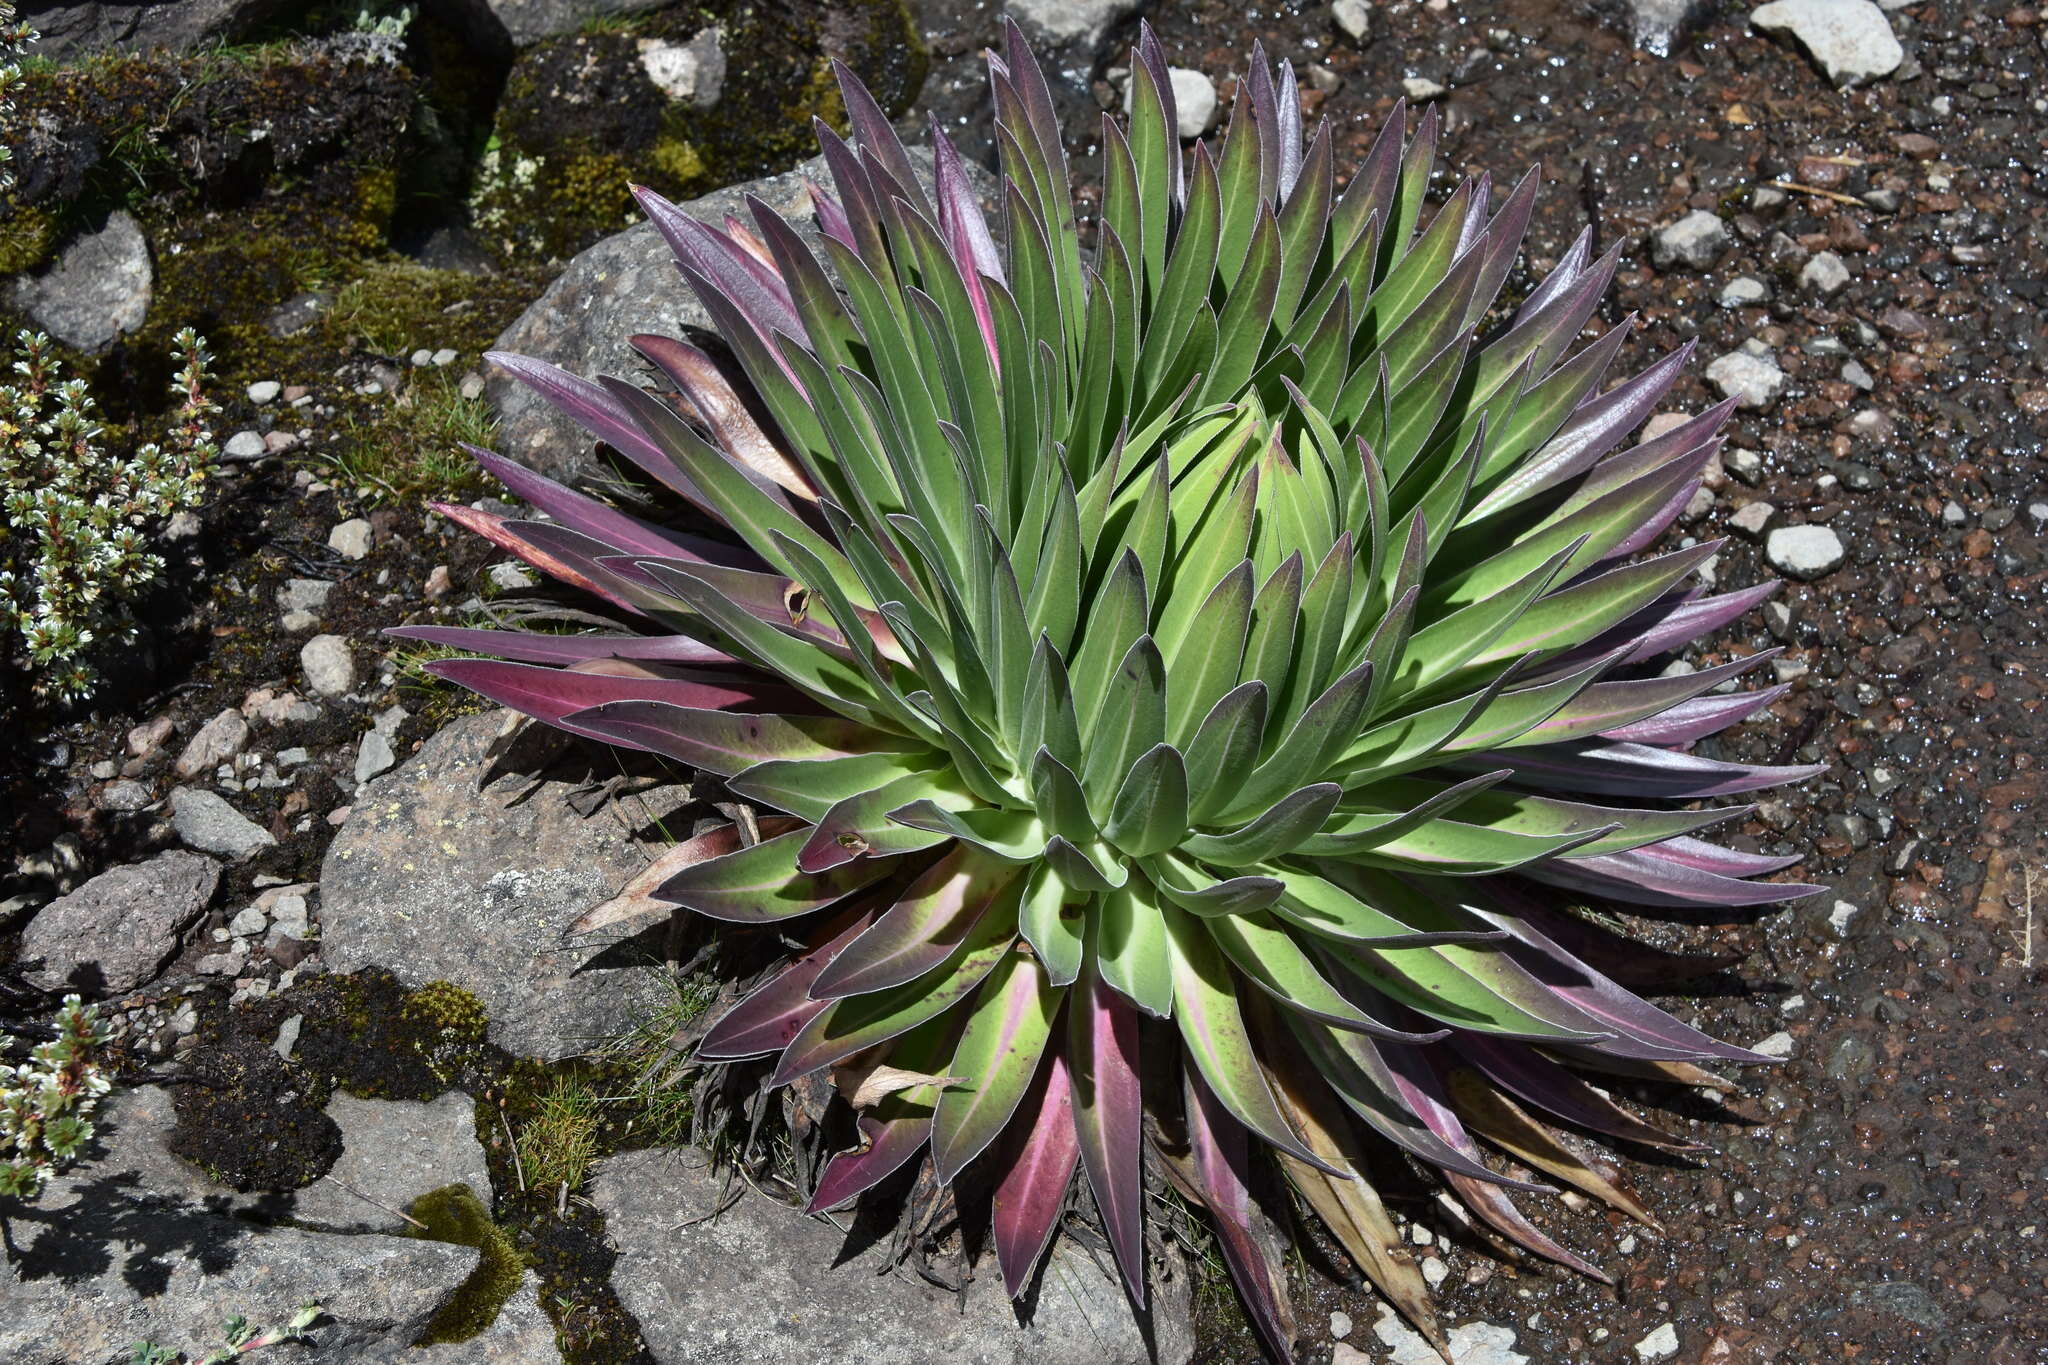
[408,1181,533,1345]
[479,0,925,260]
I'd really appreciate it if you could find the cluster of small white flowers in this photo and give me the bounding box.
[0,330,217,701]
[0,995,115,1200]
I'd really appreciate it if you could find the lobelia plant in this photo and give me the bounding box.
[401,24,1822,1358]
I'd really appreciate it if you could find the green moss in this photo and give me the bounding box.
[647,134,705,190]
[401,980,491,1045]
[0,203,57,276]
[407,1181,532,1344]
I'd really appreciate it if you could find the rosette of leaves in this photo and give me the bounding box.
[403,25,1821,1357]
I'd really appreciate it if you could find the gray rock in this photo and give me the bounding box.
[320,711,692,1059]
[1370,1304,1529,1364]
[302,633,357,697]
[293,1092,492,1234]
[487,562,538,592]
[1168,67,1220,138]
[169,787,276,859]
[1650,209,1730,271]
[222,430,266,459]
[490,148,989,484]
[1,1084,477,1364]
[1801,249,1852,296]
[1766,524,1848,579]
[1705,344,1787,409]
[355,728,399,784]
[329,517,374,561]
[485,0,671,46]
[591,1147,1165,1364]
[1623,0,1717,56]
[7,210,152,352]
[1751,0,1902,88]
[1728,501,1778,538]
[380,1281,563,1363]
[248,379,283,404]
[16,0,285,59]
[1007,0,1146,49]
[98,778,153,811]
[637,27,725,110]
[1634,1322,1681,1361]
[1718,275,1771,308]
[279,577,336,614]
[19,851,219,993]
[1330,0,1371,43]
[174,707,252,780]
[229,905,270,936]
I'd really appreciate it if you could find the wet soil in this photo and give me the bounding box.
[1125,0,2046,1360]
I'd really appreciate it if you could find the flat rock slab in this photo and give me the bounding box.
[19,850,219,993]
[2,1087,475,1365]
[321,710,693,1059]
[294,1091,491,1233]
[590,1147,1155,1365]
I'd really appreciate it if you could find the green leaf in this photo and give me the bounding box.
[1104,743,1190,858]
[656,829,900,923]
[1094,878,1172,1016]
[1183,784,1342,866]
[930,949,1064,1182]
[1019,862,1085,986]
[1161,902,1322,1164]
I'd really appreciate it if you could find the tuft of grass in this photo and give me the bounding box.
[517,1074,604,1193]
[319,366,495,501]
[597,969,719,1148]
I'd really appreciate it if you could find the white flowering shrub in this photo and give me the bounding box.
[0,994,115,1199]
[0,2,35,194]
[0,329,217,702]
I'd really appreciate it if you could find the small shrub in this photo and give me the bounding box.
[0,329,216,702]
[0,2,34,194]
[130,1302,322,1364]
[1,994,115,1199]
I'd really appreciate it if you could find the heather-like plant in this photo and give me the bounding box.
[1,329,217,702]
[1,994,115,1199]
[406,26,1820,1356]
[0,3,35,194]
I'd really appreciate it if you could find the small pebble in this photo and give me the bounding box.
[432,347,458,367]
[223,431,266,459]
[1766,524,1846,579]
[1634,1322,1680,1362]
[1329,1310,1353,1340]
[246,380,282,405]
[329,518,373,561]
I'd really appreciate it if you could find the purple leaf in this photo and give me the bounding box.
[483,354,681,484]
[1183,1068,1298,1362]
[697,908,874,1058]
[992,1050,1080,1297]
[1069,968,1147,1305]
[1453,1034,1705,1151]
[1599,685,1788,746]
[459,444,727,561]
[1457,739,1825,799]
[425,657,799,744]
[386,625,733,668]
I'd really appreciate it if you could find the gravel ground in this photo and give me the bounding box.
[1118,0,2045,1360]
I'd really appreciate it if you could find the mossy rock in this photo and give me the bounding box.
[407,1182,532,1344]
[478,0,925,260]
